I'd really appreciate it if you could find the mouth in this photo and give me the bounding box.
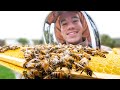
[67,31,78,36]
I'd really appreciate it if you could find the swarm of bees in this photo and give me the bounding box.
[20,44,108,79]
[0,45,20,53]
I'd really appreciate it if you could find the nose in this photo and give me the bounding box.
[67,22,75,30]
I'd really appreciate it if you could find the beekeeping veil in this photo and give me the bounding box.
[43,11,101,49]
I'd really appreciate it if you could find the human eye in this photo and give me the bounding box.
[62,23,67,26]
[73,19,79,23]
[61,21,67,26]
[72,16,79,23]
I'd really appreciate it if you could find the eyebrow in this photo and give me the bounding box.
[72,16,79,19]
[60,16,80,23]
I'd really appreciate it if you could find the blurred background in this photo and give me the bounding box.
[0,11,120,48]
[0,11,120,79]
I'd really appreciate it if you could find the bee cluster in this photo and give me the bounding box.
[21,44,108,79]
[0,45,20,53]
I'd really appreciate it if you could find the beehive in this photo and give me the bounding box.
[0,45,120,79]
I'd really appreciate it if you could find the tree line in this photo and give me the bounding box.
[0,38,44,46]
[100,34,120,48]
[0,34,120,48]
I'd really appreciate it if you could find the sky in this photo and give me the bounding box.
[0,11,120,40]
[87,11,120,38]
[0,11,50,40]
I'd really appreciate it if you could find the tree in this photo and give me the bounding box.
[32,38,44,45]
[17,38,29,45]
[100,34,115,48]
[0,39,5,46]
[113,38,120,47]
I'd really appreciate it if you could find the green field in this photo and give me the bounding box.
[0,65,16,79]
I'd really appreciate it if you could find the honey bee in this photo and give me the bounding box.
[69,53,81,61]
[9,45,20,50]
[83,53,91,60]
[80,66,93,76]
[45,66,54,75]
[22,70,29,79]
[97,51,106,58]
[64,61,73,70]
[22,70,35,79]
[23,58,40,68]
[65,58,75,70]
[91,51,97,56]
[79,57,89,67]
[24,49,35,61]
[0,46,9,52]
[43,75,52,79]
[49,55,63,69]
[74,62,84,71]
[50,71,71,79]
[35,60,50,73]
[23,61,36,69]
[74,62,93,76]
[22,69,42,79]
[0,49,5,53]
[78,54,84,60]
[101,50,109,54]
[33,48,40,58]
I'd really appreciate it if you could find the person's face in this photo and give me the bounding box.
[59,12,83,45]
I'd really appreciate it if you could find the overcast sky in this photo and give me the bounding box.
[0,11,120,40]
[87,11,120,38]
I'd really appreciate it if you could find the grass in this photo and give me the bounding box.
[0,65,16,79]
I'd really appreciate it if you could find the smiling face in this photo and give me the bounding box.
[59,12,83,45]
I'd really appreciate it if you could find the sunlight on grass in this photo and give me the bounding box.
[0,65,16,79]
